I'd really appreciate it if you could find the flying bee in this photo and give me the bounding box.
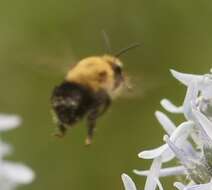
[51,33,139,145]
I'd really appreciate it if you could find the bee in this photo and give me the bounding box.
[51,34,139,145]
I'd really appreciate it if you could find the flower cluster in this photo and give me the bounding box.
[0,114,35,190]
[122,69,212,190]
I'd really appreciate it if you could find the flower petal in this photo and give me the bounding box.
[0,114,21,131]
[144,156,162,190]
[182,82,198,120]
[170,69,202,86]
[192,109,212,140]
[160,99,183,113]
[155,111,176,135]
[201,85,212,99]
[0,141,12,159]
[138,144,168,159]
[1,161,35,184]
[164,135,191,165]
[139,121,193,162]
[185,183,212,190]
[134,166,186,177]
[121,174,137,190]
[154,178,164,190]
[174,182,186,190]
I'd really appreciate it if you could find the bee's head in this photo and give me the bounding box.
[100,40,140,93]
[102,55,124,90]
[101,41,141,92]
[66,34,139,97]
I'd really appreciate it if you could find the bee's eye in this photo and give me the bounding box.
[112,65,124,88]
[112,65,122,75]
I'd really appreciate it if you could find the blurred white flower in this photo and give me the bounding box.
[122,69,212,190]
[0,115,21,132]
[0,114,35,190]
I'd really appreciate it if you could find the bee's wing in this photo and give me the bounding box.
[120,74,163,99]
[19,47,77,75]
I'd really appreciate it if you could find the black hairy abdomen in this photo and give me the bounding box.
[51,81,94,126]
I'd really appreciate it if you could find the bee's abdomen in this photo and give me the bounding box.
[51,81,94,126]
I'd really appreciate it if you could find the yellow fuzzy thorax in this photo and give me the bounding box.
[65,55,123,97]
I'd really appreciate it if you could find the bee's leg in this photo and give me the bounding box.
[94,90,111,117]
[85,112,97,145]
[99,97,111,116]
[85,90,111,145]
[54,124,67,138]
[85,99,111,145]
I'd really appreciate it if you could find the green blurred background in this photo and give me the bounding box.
[0,0,211,189]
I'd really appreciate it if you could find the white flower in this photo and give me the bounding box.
[0,162,35,190]
[138,121,194,162]
[122,69,212,190]
[0,113,35,190]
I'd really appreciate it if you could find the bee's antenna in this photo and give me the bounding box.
[102,30,112,54]
[115,43,141,57]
